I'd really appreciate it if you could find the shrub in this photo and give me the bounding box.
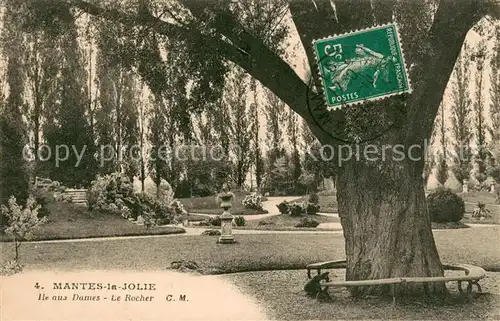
[198,220,210,226]
[0,260,24,276]
[306,203,320,215]
[475,173,487,184]
[258,220,275,226]
[87,173,135,213]
[295,217,320,228]
[426,188,465,223]
[170,260,200,271]
[242,194,264,211]
[234,216,246,227]
[289,202,305,217]
[276,201,290,214]
[309,193,319,204]
[30,189,51,218]
[208,216,221,226]
[202,229,221,236]
[487,167,500,184]
[133,193,175,224]
[1,196,47,261]
[169,200,188,215]
[34,196,49,218]
[87,173,184,225]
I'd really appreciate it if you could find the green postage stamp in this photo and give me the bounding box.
[313,23,412,110]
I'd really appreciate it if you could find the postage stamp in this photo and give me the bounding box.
[313,23,412,110]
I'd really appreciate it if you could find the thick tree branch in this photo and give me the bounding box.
[405,0,485,145]
[68,0,332,142]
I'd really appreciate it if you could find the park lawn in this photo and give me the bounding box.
[237,214,341,231]
[458,191,498,204]
[180,194,269,216]
[2,226,499,273]
[0,201,185,242]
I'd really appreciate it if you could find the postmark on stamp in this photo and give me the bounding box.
[313,23,412,110]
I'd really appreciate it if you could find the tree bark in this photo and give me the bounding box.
[335,133,446,297]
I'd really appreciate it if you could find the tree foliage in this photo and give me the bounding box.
[491,24,500,144]
[471,40,488,178]
[450,43,473,183]
[43,18,97,187]
[1,0,29,206]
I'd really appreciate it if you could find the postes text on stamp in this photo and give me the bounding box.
[313,23,412,110]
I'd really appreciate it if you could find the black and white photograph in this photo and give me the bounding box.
[1,0,499,320]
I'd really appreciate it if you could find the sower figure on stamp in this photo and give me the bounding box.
[326,44,396,92]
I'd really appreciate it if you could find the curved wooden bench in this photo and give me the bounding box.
[306,259,346,279]
[306,260,485,300]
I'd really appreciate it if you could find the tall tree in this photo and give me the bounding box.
[41,0,496,297]
[0,0,29,206]
[136,88,149,192]
[472,40,488,179]
[450,43,473,184]
[263,88,286,154]
[45,18,97,187]
[224,69,253,188]
[250,80,264,191]
[489,23,500,182]
[287,108,302,189]
[490,24,500,144]
[24,31,60,175]
[95,21,140,176]
[434,101,448,186]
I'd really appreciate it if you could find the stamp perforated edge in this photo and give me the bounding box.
[311,22,413,111]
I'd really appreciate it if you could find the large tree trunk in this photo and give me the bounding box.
[335,134,446,297]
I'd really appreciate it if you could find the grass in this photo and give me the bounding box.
[0,201,185,242]
[223,270,500,320]
[2,226,499,273]
[431,221,470,229]
[237,214,341,231]
[458,191,498,204]
[180,193,269,216]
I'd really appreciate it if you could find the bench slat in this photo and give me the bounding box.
[324,278,402,287]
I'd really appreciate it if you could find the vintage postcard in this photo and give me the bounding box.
[1,0,499,321]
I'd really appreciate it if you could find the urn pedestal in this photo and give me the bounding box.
[217,194,235,244]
